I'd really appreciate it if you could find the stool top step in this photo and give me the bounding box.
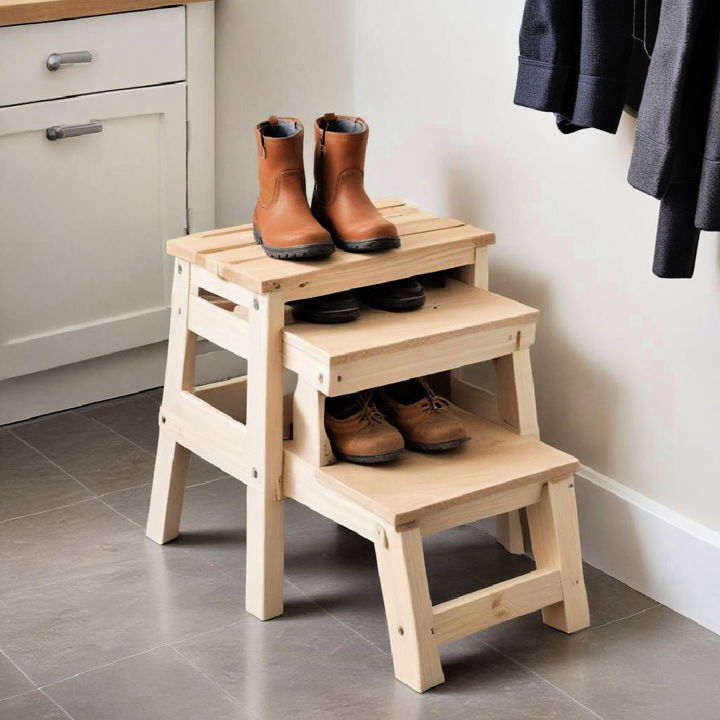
[296,410,578,529]
[168,199,495,298]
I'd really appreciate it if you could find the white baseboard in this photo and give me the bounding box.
[0,341,245,425]
[574,465,720,635]
[476,466,720,636]
[453,375,720,636]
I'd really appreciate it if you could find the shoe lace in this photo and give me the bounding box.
[417,378,450,414]
[356,391,386,426]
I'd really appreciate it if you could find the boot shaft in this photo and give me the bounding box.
[313,114,369,206]
[255,116,306,206]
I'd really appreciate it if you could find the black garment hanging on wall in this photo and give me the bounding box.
[514,0,720,279]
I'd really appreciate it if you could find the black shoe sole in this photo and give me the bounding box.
[334,236,401,253]
[406,437,470,452]
[361,296,425,312]
[333,448,404,464]
[253,225,335,260]
[291,306,361,324]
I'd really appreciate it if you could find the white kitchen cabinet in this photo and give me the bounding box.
[0,84,186,378]
[0,2,216,423]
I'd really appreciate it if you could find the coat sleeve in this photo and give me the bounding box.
[513,0,581,113]
[628,0,709,199]
[696,53,720,230]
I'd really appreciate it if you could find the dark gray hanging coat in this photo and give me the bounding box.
[514,0,720,278]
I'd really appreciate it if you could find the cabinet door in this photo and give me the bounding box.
[0,84,186,379]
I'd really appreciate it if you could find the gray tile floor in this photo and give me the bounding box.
[2,390,720,720]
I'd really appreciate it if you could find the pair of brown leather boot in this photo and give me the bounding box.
[253,114,400,260]
[325,378,470,465]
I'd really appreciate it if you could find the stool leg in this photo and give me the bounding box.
[375,526,444,692]
[146,434,191,543]
[494,347,539,554]
[526,476,590,633]
[245,292,285,621]
[146,260,197,544]
[291,379,334,466]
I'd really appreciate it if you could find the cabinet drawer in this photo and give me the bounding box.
[0,7,185,107]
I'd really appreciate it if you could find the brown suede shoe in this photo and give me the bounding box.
[375,378,469,452]
[325,392,404,464]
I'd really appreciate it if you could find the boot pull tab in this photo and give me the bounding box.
[259,116,279,158]
[321,113,336,152]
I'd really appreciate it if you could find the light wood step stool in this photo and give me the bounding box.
[146,198,590,693]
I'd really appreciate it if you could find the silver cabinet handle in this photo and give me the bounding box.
[46,51,93,71]
[46,121,102,141]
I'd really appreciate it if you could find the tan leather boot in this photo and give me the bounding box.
[312,113,401,253]
[376,378,469,452]
[253,116,335,260]
[325,392,404,464]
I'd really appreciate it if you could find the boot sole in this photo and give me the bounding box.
[291,306,360,324]
[360,296,425,312]
[334,236,401,253]
[333,448,404,464]
[253,225,335,260]
[406,437,470,452]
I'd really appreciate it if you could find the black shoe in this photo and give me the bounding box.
[288,291,360,324]
[355,278,425,312]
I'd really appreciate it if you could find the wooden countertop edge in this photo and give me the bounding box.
[0,0,208,27]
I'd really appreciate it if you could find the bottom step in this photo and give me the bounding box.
[285,409,578,532]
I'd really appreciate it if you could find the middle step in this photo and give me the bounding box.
[283,279,538,395]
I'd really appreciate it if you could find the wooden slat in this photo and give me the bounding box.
[310,324,533,396]
[293,409,578,529]
[417,482,542,537]
[282,450,378,541]
[282,281,537,394]
[162,390,250,482]
[189,264,255,309]
[168,200,495,297]
[228,224,494,298]
[0,0,205,26]
[284,281,536,366]
[194,376,293,440]
[187,294,249,358]
[432,569,563,646]
[195,376,247,421]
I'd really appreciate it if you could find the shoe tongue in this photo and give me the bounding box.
[382,379,427,405]
[326,393,364,420]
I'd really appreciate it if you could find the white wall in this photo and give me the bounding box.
[351,0,720,533]
[214,0,355,226]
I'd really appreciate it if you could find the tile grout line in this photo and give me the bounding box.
[282,577,391,657]
[36,618,249,694]
[586,603,661,631]
[479,638,606,720]
[0,645,37,691]
[167,645,263,720]
[0,689,36,706]
[82,407,228,486]
[0,497,96,526]
[40,689,76,719]
[81,413,158,459]
[8,430,98,499]
[7,430,150,540]
[6,424,226,527]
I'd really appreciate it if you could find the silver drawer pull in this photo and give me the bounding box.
[46,51,93,71]
[46,121,102,141]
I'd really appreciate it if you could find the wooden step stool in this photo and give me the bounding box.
[146,199,590,692]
